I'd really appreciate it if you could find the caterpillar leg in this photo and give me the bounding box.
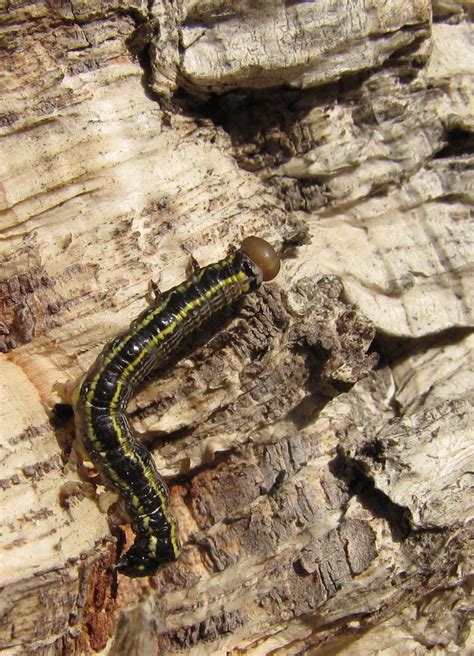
[188,254,201,275]
[147,278,164,305]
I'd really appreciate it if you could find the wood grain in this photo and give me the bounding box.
[0,1,472,654]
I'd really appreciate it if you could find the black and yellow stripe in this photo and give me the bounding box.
[73,236,280,577]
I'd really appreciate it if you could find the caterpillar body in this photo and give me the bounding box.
[73,236,280,577]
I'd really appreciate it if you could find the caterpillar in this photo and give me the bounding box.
[72,236,280,577]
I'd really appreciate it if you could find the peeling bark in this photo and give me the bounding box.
[0,1,473,655]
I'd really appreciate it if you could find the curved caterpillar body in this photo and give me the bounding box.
[73,236,280,577]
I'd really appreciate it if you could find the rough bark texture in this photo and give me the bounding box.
[0,1,473,655]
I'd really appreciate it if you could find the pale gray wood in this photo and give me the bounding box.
[0,1,472,654]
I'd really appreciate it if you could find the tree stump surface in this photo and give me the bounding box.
[0,1,473,654]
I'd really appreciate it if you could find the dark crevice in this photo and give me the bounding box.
[123,10,432,224]
[51,402,74,428]
[434,128,474,159]
[140,424,195,455]
[373,325,474,367]
[329,450,411,542]
[51,403,77,467]
[384,26,430,66]
[200,71,374,156]
[126,21,165,104]
[174,448,239,489]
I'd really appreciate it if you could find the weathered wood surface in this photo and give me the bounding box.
[0,1,473,654]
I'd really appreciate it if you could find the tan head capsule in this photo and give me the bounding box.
[240,236,280,282]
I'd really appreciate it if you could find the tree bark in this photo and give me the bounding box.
[0,1,472,654]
